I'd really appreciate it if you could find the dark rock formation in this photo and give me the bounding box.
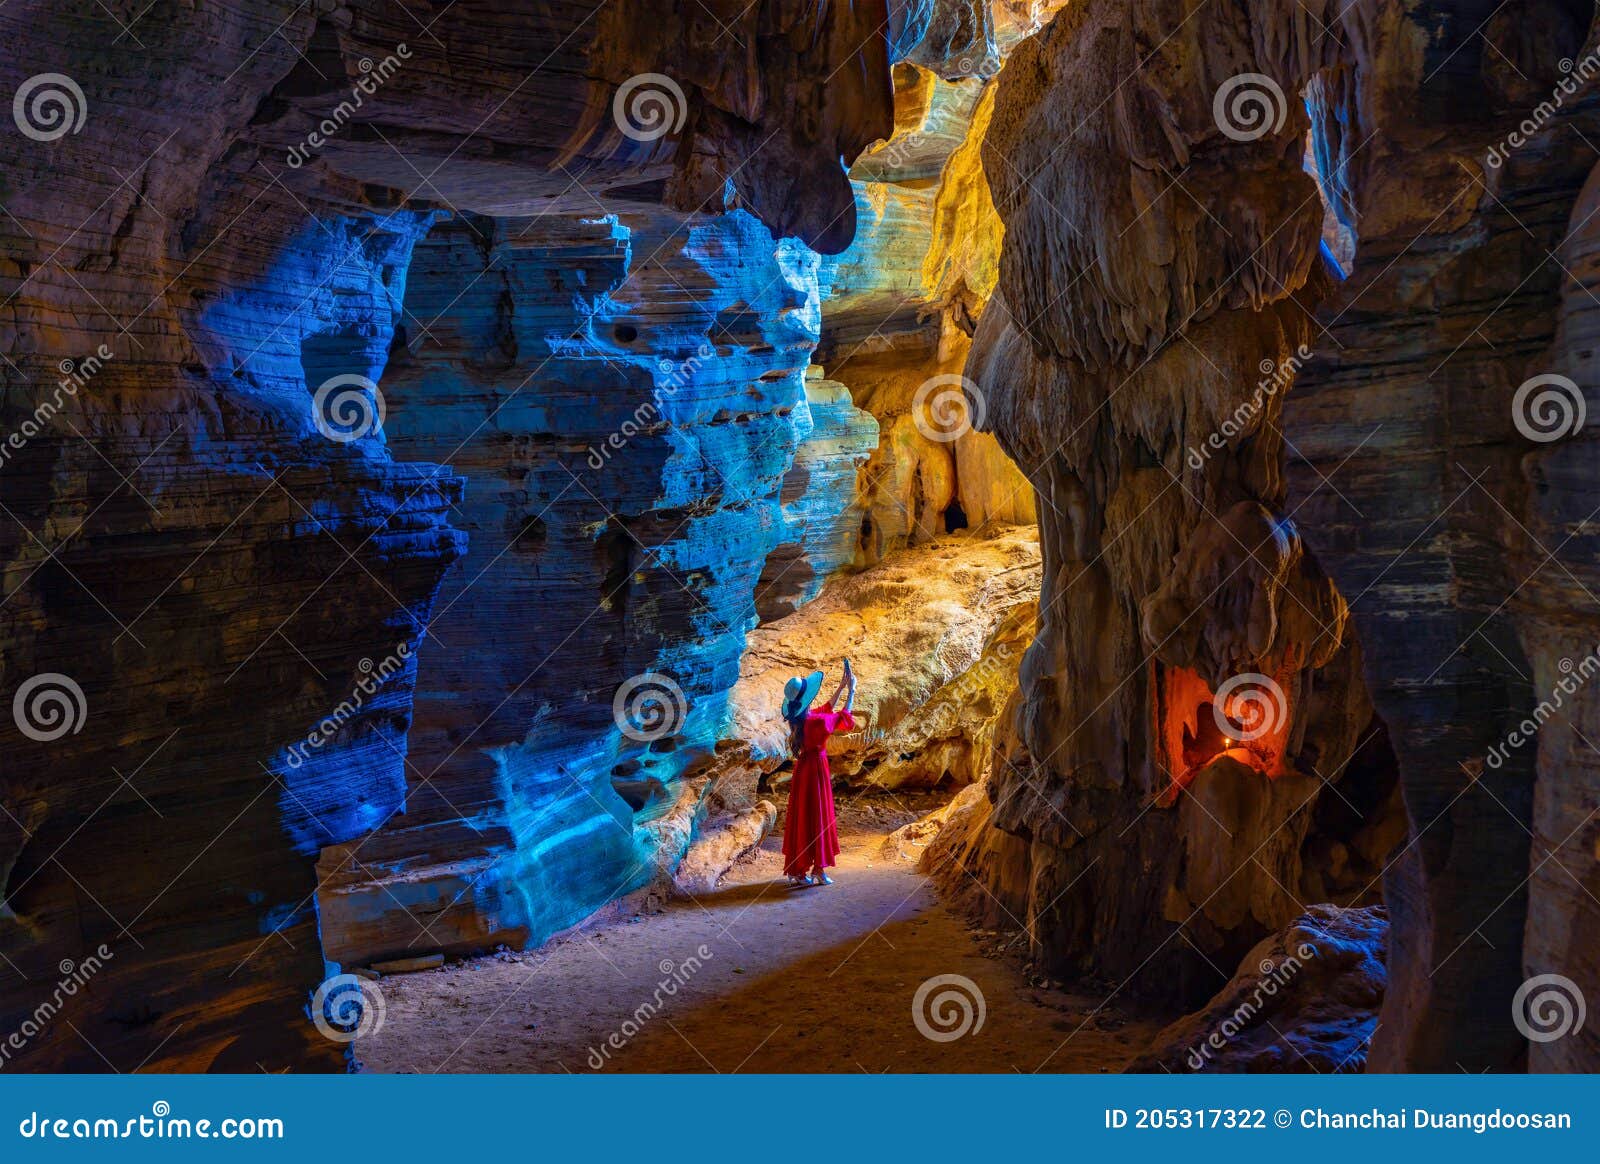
[1281,9,1600,1073]
[1130,905,1388,1073]
[941,0,1405,1010]
[944,0,1600,1072]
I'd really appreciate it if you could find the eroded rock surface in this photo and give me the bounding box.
[947,0,1600,1072]
[1131,905,1388,1074]
[0,0,911,1071]
[733,526,1040,789]
[937,0,1404,1010]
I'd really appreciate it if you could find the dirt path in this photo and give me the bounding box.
[358,797,1165,1073]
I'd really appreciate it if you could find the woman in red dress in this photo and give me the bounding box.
[781,659,857,886]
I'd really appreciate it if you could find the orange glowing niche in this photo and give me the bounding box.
[1154,664,1292,805]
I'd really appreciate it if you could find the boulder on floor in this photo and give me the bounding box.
[1129,905,1388,1073]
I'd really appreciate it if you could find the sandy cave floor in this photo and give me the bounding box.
[356,794,1168,1073]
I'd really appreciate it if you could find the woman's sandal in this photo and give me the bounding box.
[813,872,834,886]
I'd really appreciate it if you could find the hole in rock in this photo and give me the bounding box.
[942,498,969,533]
[511,515,547,553]
[612,322,638,344]
[1156,663,1291,804]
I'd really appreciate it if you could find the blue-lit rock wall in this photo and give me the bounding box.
[316,206,842,966]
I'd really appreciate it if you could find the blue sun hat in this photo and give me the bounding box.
[782,670,824,722]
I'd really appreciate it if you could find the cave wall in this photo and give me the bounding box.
[816,52,1041,567]
[316,204,834,967]
[944,0,1404,1009]
[949,0,1600,1071]
[1282,1,1600,1072]
[0,0,910,1071]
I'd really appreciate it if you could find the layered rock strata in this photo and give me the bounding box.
[316,205,832,968]
[947,0,1600,1072]
[0,0,913,1071]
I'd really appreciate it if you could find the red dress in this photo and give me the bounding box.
[782,708,854,876]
